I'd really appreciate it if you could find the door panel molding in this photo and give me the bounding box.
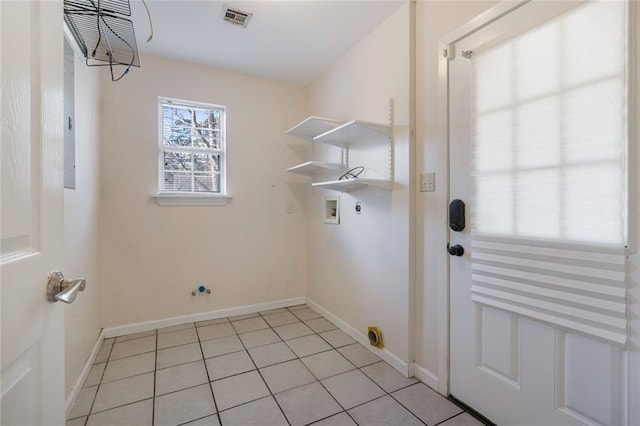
[555,330,625,425]
[0,345,40,426]
[476,305,521,389]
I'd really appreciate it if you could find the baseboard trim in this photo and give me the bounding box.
[306,297,411,377]
[103,297,306,338]
[412,362,441,392]
[66,329,105,418]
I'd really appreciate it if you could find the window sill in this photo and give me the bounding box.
[152,193,232,206]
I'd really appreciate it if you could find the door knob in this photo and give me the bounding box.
[46,271,86,304]
[447,244,464,256]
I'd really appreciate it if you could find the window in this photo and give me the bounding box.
[472,0,627,246]
[468,1,628,345]
[158,98,228,202]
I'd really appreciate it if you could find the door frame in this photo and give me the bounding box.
[435,2,639,423]
[435,0,532,396]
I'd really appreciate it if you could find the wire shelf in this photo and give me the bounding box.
[64,0,131,17]
[64,0,140,72]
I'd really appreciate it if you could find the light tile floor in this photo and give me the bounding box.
[67,305,485,426]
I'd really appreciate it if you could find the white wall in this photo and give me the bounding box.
[64,59,102,396]
[306,3,412,366]
[414,0,496,385]
[98,55,308,327]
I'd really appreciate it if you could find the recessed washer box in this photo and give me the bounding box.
[324,196,340,224]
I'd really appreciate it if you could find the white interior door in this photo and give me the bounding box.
[448,1,630,425]
[1,1,66,424]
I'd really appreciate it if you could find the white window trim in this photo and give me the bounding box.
[152,192,232,206]
[154,96,231,205]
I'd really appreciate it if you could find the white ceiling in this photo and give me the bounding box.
[129,1,405,85]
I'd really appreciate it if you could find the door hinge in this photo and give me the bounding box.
[443,45,455,60]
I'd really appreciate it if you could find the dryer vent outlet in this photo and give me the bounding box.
[367,326,383,348]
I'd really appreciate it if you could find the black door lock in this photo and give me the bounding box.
[447,244,464,256]
[449,199,466,232]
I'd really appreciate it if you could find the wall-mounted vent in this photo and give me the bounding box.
[367,326,383,348]
[221,5,253,28]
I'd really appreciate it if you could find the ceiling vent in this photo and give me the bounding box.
[221,5,253,28]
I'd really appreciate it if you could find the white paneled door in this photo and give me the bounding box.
[448,1,629,425]
[1,1,66,425]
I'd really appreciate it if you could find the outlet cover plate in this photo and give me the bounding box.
[420,172,436,192]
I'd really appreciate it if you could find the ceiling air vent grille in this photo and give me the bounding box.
[221,5,253,28]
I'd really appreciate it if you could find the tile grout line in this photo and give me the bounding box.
[198,317,352,369]
[315,360,387,417]
[71,304,465,426]
[387,384,430,426]
[243,311,293,426]
[78,329,202,420]
[217,331,285,418]
[74,317,267,402]
[434,411,467,426]
[97,333,416,412]
[287,306,363,426]
[82,354,385,423]
[195,321,223,426]
[281,305,417,426]
[89,369,153,388]
[156,341,201,370]
[85,337,365,413]
[156,326,199,351]
[331,363,424,424]
[151,328,158,426]
[305,412,352,425]
[82,350,382,424]
[272,307,352,417]
[329,393,391,423]
[112,330,156,344]
[70,313,292,423]
[278,306,351,424]
[79,398,156,419]
[281,306,369,417]
[339,362,425,425]
[262,306,352,422]
[273,315,327,358]
[104,349,156,363]
[76,330,158,421]
[78,339,115,424]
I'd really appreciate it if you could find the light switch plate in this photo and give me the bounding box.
[420,172,436,192]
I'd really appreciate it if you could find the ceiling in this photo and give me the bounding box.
[129,1,405,85]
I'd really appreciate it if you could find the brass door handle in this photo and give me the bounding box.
[47,271,86,304]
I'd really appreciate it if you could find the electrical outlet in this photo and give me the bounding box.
[286,200,294,214]
[420,172,436,192]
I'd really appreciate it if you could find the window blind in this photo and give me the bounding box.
[160,100,225,194]
[470,1,627,345]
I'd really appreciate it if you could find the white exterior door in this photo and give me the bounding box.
[448,1,630,425]
[1,1,66,425]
